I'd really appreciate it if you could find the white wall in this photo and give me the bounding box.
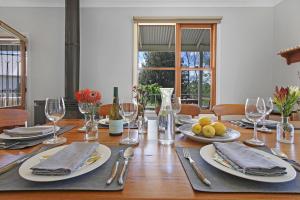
[0,6,275,122]
[0,7,65,124]
[81,7,274,104]
[272,0,300,87]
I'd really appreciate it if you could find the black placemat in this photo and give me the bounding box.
[176,147,300,193]
[0,146,128,191]
[0,125,76,150]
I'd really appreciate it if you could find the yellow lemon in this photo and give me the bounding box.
[202,125,215,138]
[212,122,227,136]
[198,117,212,126]
[192,124,202,135]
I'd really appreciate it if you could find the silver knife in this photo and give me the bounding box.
[106,150,123,185]
[0,145,53,175]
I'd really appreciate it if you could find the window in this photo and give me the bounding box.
[0,20,27,108]
[134,19,217,110]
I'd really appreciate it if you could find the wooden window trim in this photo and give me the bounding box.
[135,22,217,110]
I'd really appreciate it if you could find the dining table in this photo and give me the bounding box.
[0,119,300,200]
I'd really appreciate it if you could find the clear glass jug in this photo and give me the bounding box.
[158,88,175,145]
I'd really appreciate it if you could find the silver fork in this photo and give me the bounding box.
[271,148,300,172]
[0,141,20,149]
[183,148,211,186]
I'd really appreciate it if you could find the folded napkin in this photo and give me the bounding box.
[213,142,286,176]
[3,126,53,137]
[31,142,99,176]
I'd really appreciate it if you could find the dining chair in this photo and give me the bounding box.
[0,109,28,132]
[98,104,112,117]
[155,104,201,117]
[212,104,245,120]
[179,104,201,117]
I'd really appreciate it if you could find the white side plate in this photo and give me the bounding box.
[19,144,111,182]
[200,144,296,183]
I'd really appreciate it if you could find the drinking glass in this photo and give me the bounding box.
[43,97,66,145]
[78,103,90,131]
[258,97,273,131]
[245,97,265,146]
[119,99,139,145]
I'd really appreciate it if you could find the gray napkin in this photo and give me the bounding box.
[213,142,286,176]
[31,142,99,176]
[3,126,53,137]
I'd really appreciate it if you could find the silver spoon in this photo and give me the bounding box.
[118,147,134,185]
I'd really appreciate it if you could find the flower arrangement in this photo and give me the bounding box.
[273,86,300,117]
[133,83,161,116]
[75,89,102,114]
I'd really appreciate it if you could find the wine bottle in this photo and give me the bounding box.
[109,87,123,136]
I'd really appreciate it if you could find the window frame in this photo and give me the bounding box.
[133,21,217,110]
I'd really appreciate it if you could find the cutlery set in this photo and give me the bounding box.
[107,147,134,185]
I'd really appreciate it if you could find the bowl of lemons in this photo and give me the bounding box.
[178,117,241,143]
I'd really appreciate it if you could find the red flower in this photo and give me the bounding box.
[274,86,288,103]
[75,89,102,104]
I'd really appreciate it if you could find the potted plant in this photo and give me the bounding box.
[273,86,300,143]
[133,83,161,117]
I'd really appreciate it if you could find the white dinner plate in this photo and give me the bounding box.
[0,126,60,140]
[98,118,126,126]
[200,144,296,183]
[178,124,240,143]
[19,144,111,182]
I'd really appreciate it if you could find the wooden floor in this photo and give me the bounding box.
[0,119,299,200]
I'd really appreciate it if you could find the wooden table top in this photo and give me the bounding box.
[0,119,300,200]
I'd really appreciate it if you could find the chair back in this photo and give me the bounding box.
[98,103,133,117]
[98,104,112,117]
[179,104,201,117]
[0,109,28,131]
[212,104,245,120]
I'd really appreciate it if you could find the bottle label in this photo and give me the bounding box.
[109,120,123,134]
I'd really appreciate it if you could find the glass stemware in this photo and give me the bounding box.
[172,96,181,116]
[245,97,265,146]
[43,97,66,145]
[119,98,139,145]
[78,103,90,131]
[258,97,273,131]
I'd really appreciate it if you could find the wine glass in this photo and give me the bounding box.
[43,97,66,145]
[245,97,265,146]
[119,98,139,145]
[172,97,181,116]
[258,97,274,131]
[78,103,90,131]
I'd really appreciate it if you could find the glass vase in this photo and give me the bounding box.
[276,116,294,144]
[85,114,99,141]
[158,88,175,145]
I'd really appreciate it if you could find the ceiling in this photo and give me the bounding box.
[0,0,284,7]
